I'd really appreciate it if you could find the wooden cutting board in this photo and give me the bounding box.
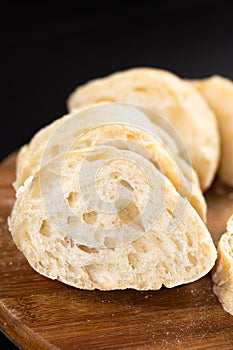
[0,153,233,350]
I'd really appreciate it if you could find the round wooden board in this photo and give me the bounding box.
[0,153,233,350]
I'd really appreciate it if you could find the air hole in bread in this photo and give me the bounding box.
[128,252,139,269]
[188,252,197,265]
[133,86,148,92]
[78,245,98,254]
[95,97,116,103]
[118,202,140,225]
[45,250,56,259]
[186,232,193,247]
[87,152,108,162]
[171,238,183,252]
[84,264,100,283]
[59,236,74,249]
[67,160,77,169]
[132,237,149,253]
[200,242,212,256]
[39,220,51,237]
[161,262,169,274]
[126,133,136,141]
[24,230,31,242]
[60,237,69,248]
[120,180,134,191]
[67,262,78,274]
[38,260,45,268]
[82,211,98,225]
[110,171,121,179]
[166,208,175,218]
[67,191,79,208]
[109,194,116,201]
[50,145,61,157]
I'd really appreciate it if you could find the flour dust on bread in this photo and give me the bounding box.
[212,215,233,315]
[9,143,217,291]
[14,104,206,220]
[191,75,233,187]
[67,68,220,191]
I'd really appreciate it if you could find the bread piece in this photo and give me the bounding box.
[67,68,220,191]
[14,114,71,191]
[212,215,233,315]
[13,104,179,189]
[9,145,217,290]
[191,76,233,186]
[13,104,206,220]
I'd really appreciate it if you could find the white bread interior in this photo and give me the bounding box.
[212,215,233,315]
[9,145,217,291]
[13,104,206,221]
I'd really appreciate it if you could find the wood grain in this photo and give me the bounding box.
[0,153,233,350]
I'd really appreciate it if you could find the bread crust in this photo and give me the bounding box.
[192,75,233,187]
[212,215,233,315]
[67,68,220,191]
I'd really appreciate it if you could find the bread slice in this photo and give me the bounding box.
[13,104,206,221]
[212,215,233,315]
[9,145,217,290]
[14,114,71,191]
[67,68,220,191]
[191,75,233,187]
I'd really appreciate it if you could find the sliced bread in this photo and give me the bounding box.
[67,68,220,190]
[13,104,206,220]
[212,215,233,315]
[191,75,233,187]
[9,145,217,290]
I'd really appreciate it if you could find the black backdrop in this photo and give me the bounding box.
[2,1,233,348]
[4,0,233,162]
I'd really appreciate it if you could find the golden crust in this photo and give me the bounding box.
[68,68,220,191]
[192,75,233,186]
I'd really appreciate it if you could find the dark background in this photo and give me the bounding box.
[2,0,233,348]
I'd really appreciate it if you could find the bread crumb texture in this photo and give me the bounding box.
[9,104,217,290]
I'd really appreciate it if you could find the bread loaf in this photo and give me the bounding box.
[191,75,233,187]
[67,68,220,191]
[212,215,233,315]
